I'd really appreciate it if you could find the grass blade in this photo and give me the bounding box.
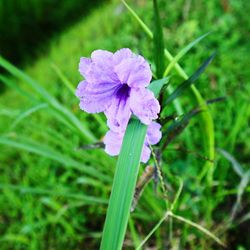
[51,63,106,131]
[165,53,216,106]
[161,108,201,148]
[0,56,95,141]
[0,74,37,102]
[136,212,170,249]
[122,0,153,39]
[230,170,250,221]
[153,0,165,78]
[0,183,107,204]
[0,136,110,182]
[217,148,244,177]
[0,56,55,104]
[100,118,147,250]
[122,1,215,186]
[163,32,211,77]
[10,103,48,129]
[51,63,75,95]
[170,212,226,247]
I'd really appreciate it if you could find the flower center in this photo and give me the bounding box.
[116,84,131,101]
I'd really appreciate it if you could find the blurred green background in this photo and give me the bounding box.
[0,0,249,249]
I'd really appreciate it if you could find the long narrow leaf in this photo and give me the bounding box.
[123,1,215,186]
[0,56,95,141]
[163,32,211,77]
[51,63,106,131]
[11,103,48,129]
[122,0,153,39]
[153,0,165,78]
[0,74,37,102]
[161,108,201,148]
[0,136,110,182]
[51,63,75,95]
[217,148,244,178]
[0,183,107,204]
[100,118,147,250]
[165,53,216,105]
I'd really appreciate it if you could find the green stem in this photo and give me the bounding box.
[169,213,225,247]
[136,211,171,250]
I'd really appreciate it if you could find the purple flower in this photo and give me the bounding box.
[76,48,160,132]
[103,122,162,163]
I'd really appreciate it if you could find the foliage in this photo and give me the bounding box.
[0,0,106,64]
[0,0,249,249]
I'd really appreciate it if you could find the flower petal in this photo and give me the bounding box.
[146,122,162,145]
[103,130,123,156]
[114,55,152,88]
[79,57,92,78]
[91,49,113,65]
[130,88,160,125]
[141,145,151,163]
[105,93,132,132]
[76,80,118,113]
[113,48,133,65]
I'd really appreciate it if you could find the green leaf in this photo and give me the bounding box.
[0,136,110,183]
[153,0,165,78]
[51,63,75,95]
[148,77,169,98]
[165,53,216,106]
[0,56,55,105]
[161,108,201,148]
[122,0,153,39]
[100,118,147,250]
[0,183,107,204]
[163,32,211,77]
[122,2,215,187]
[51,63,106,131]
[0,74,37,102]
[217,148,244,178]
[0,56,95,141]
[11,103,48,129]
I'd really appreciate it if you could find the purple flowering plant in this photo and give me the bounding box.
[75,1,221,250]
[76,48,162,163]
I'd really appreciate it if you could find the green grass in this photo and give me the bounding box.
[0,0,106,64]
[0,0,249,249]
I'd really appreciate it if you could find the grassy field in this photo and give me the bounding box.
[0,0,249,249]
[0,0,106,64]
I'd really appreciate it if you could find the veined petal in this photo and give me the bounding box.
[80,50,118,84]
[114,55,152,88]
[141,145,151,163]
[105,93,132,132]
[76,80,118,113]
[103,130,123,156]
[79,57,91,78]
[130,88,160,125]
[146,122,162,145]
[89,50,119,84]
[91,49,113,65]
[113,48,133,65]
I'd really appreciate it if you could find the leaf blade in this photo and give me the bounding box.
[153,0,165,78]
[163,32,211,77]
[100,118,147,250]
[148,77,169,98]
[165,53,216,106]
